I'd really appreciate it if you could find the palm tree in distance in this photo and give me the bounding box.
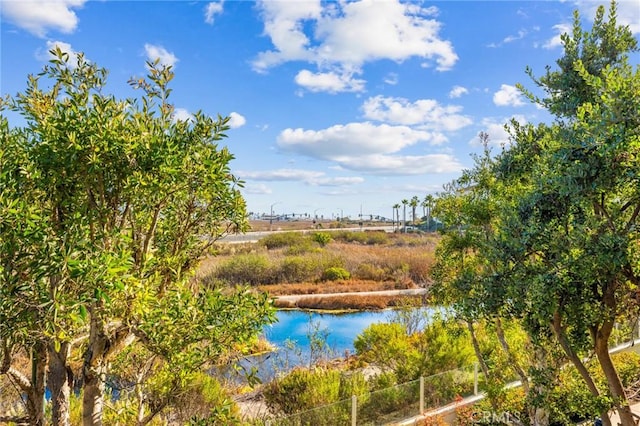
[410,195,419,224]
[392,203,401,231]
[401,199,408,232]
[423,194,435,231]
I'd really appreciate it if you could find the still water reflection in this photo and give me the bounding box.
[227,308,434,383]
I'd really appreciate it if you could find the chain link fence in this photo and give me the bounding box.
[254,365,480,426]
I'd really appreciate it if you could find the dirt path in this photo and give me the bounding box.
[275,288,428,303]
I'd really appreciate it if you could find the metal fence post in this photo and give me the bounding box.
[420,376,425,414]
[352,394,357,426]
[474,362,479,395]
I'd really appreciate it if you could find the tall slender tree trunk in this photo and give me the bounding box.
[49,341,72,426]
[27,342,47,426]
[551,310,612,426]
[2,343,46,426]
[83,308,108,426]
[530,346,550,426]
[594,288,635,426]
[494,317,529,392]
[82,307,133,426]
[466,320,498,411]
[494,317,549,426]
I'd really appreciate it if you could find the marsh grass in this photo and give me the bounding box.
[195,231,437,310]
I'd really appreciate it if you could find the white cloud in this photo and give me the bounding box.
[362,96,472,132]
[276,122,461,175]
[253,0,457,92]
[238,169,364,186]
[144,43,178,68]
[1,0,86,37]
[35,40,81,68]
[489,29,528,47]
[295,69,365,93]
[252,1,321,71]
[278,122,438,160]
[172,108,193,123]
[384,73,399,85]
[493,84,524,107]
[313,1,457,70]
[204,1,224,25]
[542,23,571,49]
[228,112,246,128]
[337,153,463,175]
[242,183,272,195]
[470,115,527,147]
[448,85,468,98]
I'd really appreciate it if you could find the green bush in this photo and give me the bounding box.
[261,231,306,249]
[354,316,474,382]
[278,256,319,283]
[332,230,390,245]
[284,239,316,255]
[313,232,332,247]
[264,367,335,414]
[263,367,367,417]
[214,253,273,285]
[321,266,351,281]
[354,263,387,281]
[176,374,241,425]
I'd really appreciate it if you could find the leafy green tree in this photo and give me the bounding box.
[0,49,275,426]
[0,114,49,425]
[503,4,639,424]
[433,3,639,424]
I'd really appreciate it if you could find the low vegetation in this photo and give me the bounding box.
[200,231,437,297]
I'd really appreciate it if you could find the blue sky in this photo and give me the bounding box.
[2,0,639,220]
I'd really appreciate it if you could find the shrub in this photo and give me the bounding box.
[321,266,351,281]
[174,373,241,425]
[313,232,332,247]
[214,253,273,285]
[355,316,474,383]
[261,231,306,249]
[278,256,318,283]
[263,367,366,415]
[332,231,389,245]
[354,263,388,281]
[284,239,316,255]
[362,231,390,245]
[263,367,340,414]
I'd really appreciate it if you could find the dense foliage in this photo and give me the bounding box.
[0,50,275,425]
[432,3,639,424]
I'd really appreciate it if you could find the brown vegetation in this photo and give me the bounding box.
[195,230,438,310]
[274,294,426,310]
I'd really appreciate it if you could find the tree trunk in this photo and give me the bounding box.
[83,309,108,426]
[2,340,46,426]
[551,311,612,426]
[494,317,542,424]
[595,322,635,426]
[530,346,550,426]
[494,317,529,392]
[49,341,72,426]
[26,343,47,426]
[82,359,106,426]
[82,309,133,426]
[466,320,498,411]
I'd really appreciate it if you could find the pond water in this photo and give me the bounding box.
[225,307,435,383]
[264,309,392,356]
